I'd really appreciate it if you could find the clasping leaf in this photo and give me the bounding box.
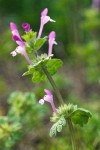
[50,115,66,137]
[70,108,92,127]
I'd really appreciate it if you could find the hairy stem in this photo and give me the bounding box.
[42,65,64,104]
[68,118,76,150]
[42,65,76,150]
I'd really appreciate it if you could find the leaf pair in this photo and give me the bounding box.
[23,55,63,83]
[50,104,92,137]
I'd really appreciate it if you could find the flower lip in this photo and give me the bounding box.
[41,8,48,16]
[39,99,45,105]
[11,51,17,57]
[22,23,30,32]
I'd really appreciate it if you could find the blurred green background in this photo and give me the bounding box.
[0,0,100,150]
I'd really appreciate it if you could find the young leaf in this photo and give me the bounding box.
[50,115,66,137]
[32,70,46,83]
[22,31,47,55]
[22,31,37,41]
[33,36,47,51]
[47,59,63,75]
[23,55,63,83]
[71,108,92,127]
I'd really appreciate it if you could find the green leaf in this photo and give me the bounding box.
[22,31,47,56]
[23,55,63,83]
[47,59,63,75]
[57,125,62,132]
[32,70,46,82]
[33,36,47,51]
[71,108,92,127]
[22,31,37,41]
[50,116,66,137]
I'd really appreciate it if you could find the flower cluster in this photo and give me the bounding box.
[10,22,32,64]
[10,8,57,112]
[10,8,57,62]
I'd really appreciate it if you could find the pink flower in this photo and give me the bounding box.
[92,0,100,9]
[37,8,56,38]
[48,31,57,56]
[39,89,57,113]
[22,23,31,32]
[10,22,32,65]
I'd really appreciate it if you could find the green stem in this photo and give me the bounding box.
[68,118,76,150]
[42,65,64,104]
[42,65,76,150]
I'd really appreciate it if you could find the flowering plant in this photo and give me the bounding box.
[10,8,92,150]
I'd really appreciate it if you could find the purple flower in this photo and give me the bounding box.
[39,89,57,113]
[22,23,31,32]
[48,31,57,56]
[10,22,32,65]
[92,0,100,9]
[37,8,56,38]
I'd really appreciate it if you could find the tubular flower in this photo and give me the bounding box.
[48,31,57,56]
[37,8,56,38]
[10,22,32,65]
[39,89,57,113]
[22,23,31,32]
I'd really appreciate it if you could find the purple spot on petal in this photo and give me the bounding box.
[12,35,21,41]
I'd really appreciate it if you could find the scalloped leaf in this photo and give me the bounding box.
[22,31,37,41]
[33,36,47,51]
[23,56,63,83]
[32,70,46,82]
[47,59,63,75]
[50,116,66,137]
[71,108,92,127]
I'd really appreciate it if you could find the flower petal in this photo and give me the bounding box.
[12,35,24,46]
[12,35,21,41]
[44,89,52,96]
[15,46,26,55]
[49,18,56,22]
[43,95,52,103]
[11,50,17,57]
[10,22,17,30]
[41,8,48,16]
[22,23,30,32]
[39,99,45,105]
[38,8,56,38]
[48,31,57,55]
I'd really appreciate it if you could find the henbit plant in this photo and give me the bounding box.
[10,8,92,150]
